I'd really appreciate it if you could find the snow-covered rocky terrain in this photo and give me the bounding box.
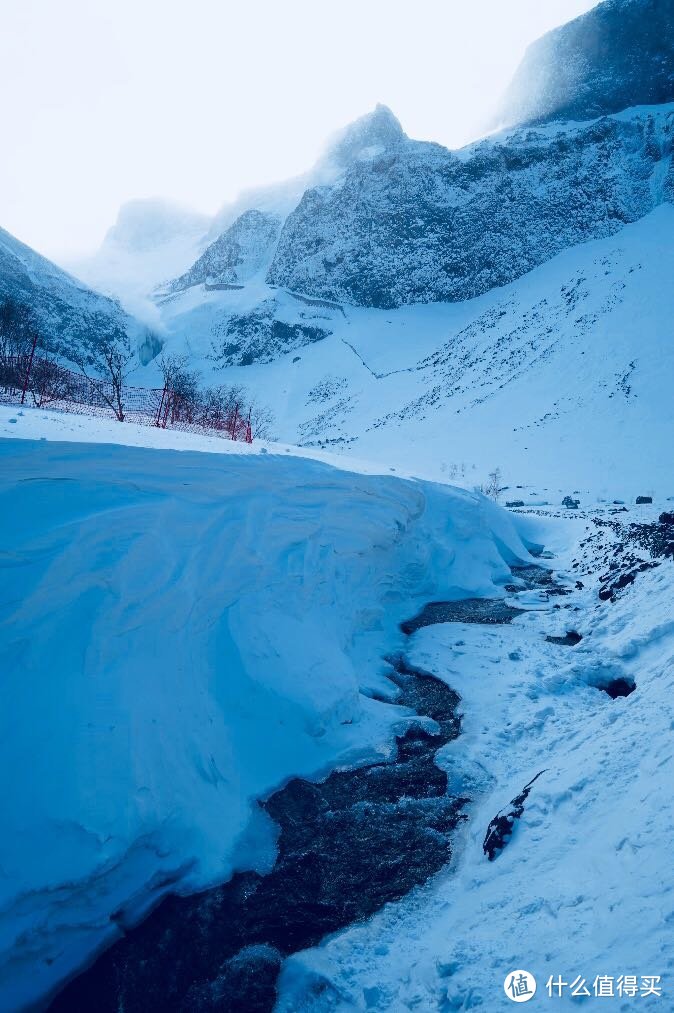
[1,0,673,1008]
[1,408,673,1010]
[277,502,674,1011]
[0,227,154,365]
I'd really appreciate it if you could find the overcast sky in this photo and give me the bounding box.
[0,0,598,261]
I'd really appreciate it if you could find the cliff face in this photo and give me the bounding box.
[168,210,281,293]
[498,0,674,127]
[267,109,674,308]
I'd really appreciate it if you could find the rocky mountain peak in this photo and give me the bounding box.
[320,104,406,169]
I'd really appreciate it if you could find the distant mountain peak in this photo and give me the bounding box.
[321,104,406,169]
[104,198,210,253]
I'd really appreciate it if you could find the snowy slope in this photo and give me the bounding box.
[153,205,674,500]
[0,412,529,1010]
[275,506,674,1011]
[0,226,152,363]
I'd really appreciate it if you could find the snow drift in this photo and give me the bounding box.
[0,427,528,1009]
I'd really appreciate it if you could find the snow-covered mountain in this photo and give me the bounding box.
[70,198,211,306]
[266,105,673,307]
[0,225,154,363]
[106,0,669,497]
[166,209,282,293]
[148,101,672,372]
[2,0,674,1008]
[23,0,673,497]
[156,204,674,498]
[498,0,674,127]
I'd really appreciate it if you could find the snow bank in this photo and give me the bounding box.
[0,420,528,1009]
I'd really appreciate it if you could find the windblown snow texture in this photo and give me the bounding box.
[0,425,526,1010]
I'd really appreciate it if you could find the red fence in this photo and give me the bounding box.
[0,354,253,442]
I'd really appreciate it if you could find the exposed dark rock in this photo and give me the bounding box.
[636,495,653,504]
[545,630,583,646]
[511,563,570,593]
[209,298,330,367]
[184,946,282,1013]
[483,771,547,861]
[563,495,580,509]
[659,512,674,525]
[598,559,660,600]
[506,500,525,508]
[585,514,674,602]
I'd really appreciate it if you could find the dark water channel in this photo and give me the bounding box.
[50,565,558,1012]
[50,659,464,1011]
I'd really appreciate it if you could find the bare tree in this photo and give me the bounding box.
[0,298,39,395]
[155,353,202,426]
[73,336,137,422]
[248,400,276,440]
[480,467,504,502]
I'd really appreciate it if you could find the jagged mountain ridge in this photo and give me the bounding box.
[266,107,674,308]
[498,0,674,127]
[48,0,674,384]
[167,210,282,293]
[155,102,674,367]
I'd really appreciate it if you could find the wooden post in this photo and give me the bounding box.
[155,384,167,426]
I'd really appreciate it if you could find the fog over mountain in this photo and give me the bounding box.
[1,1,674,1010]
